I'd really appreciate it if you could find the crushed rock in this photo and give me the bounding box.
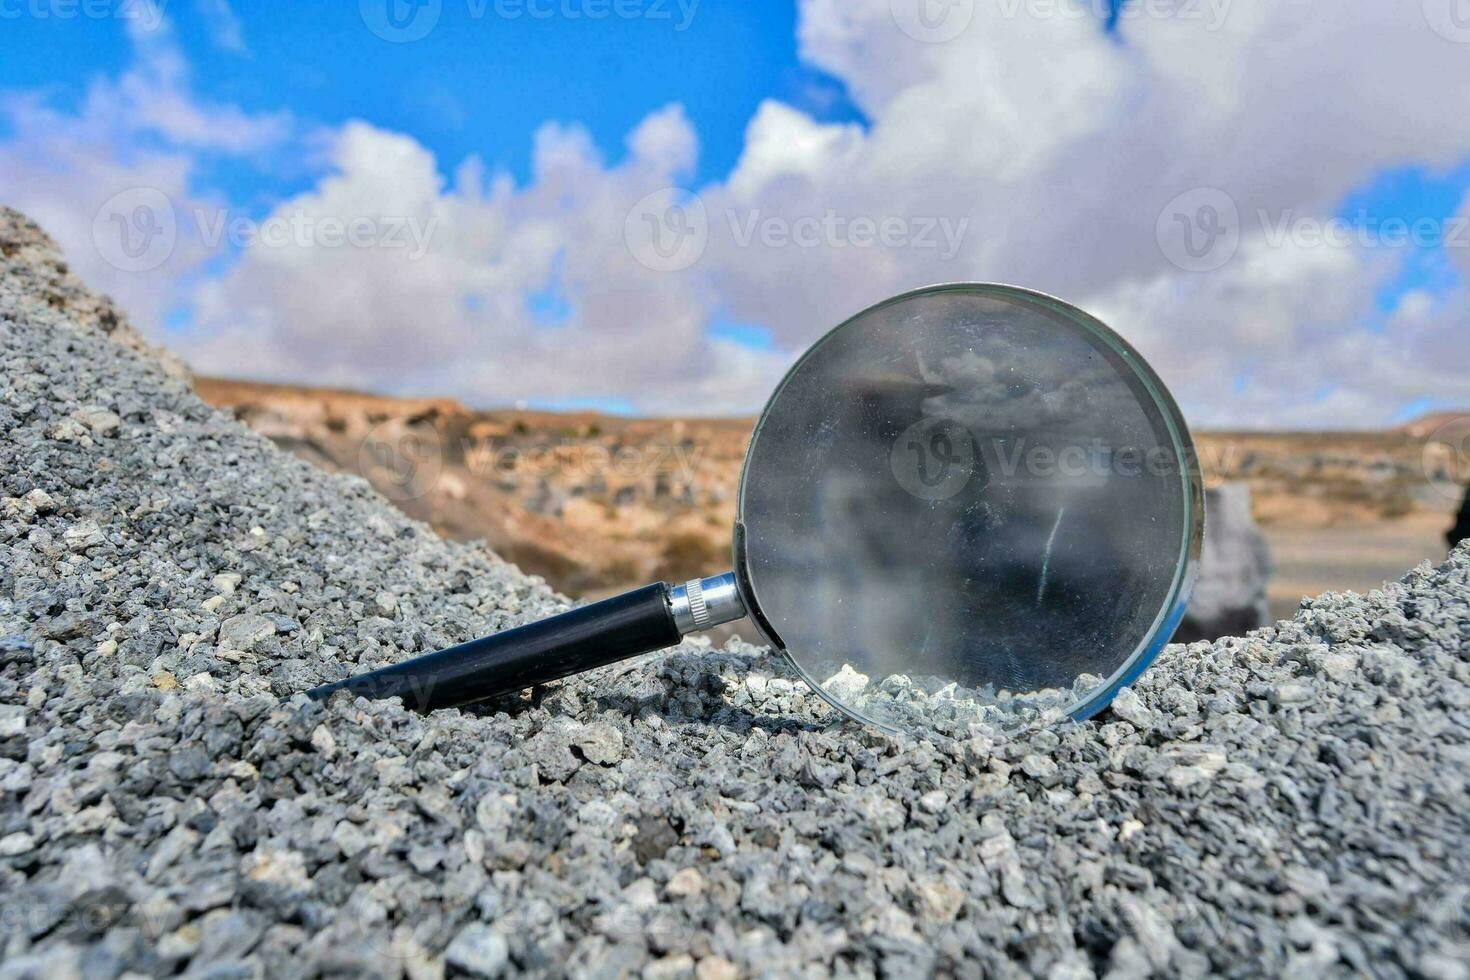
[2,206,1469,977]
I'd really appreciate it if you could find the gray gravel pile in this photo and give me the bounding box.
[2,205,1469,979]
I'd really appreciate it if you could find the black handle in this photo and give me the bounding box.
[306,583,681,711]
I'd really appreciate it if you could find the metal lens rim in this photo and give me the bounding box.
[732,281,1206,735]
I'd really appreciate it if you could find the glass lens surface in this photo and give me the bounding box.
[736,284,1203,737]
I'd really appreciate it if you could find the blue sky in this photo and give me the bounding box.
[0,1,863,208]
[1,1,1467,425]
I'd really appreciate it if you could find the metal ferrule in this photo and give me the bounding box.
[668,572,747,635]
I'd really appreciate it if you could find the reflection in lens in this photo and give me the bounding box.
[737,285,1202,737]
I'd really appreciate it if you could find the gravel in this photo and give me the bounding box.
[2,205,1469,978]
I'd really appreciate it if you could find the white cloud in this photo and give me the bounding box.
[0,16,286,329]
[179,113,795,414]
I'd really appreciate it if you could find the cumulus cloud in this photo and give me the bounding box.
[3,0,1468,425]
[0,17,286,329]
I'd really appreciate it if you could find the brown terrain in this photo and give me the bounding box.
[195,377,1468,624]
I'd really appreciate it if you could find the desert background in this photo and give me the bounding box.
[195,376,1468,636]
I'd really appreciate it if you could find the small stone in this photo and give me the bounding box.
[1319,652,1357,681]
[63,518,106,551]
[645,953,696,980]
[444,923,509,978]
[95,639,117,656]
[0,704,25,737]
[1270,682,1315,707]
[0,832,36,856]
[1111,687,1152,727]
[823,664,870,701]
[312,725,337,759]
[574,722,624,765]
[212,573,242,595]
[332,821,369,858]
[525,727,580,783]
[218,614,277,652]
[623,877,658,909]
[73,405,122,435]
[1021,754,1060,785]
[917,789,948,814]
[243,848,310,891]
[184,673,215,693]
[202,595,225,613]
[1163,745,1228,789]
[23,488,56,513]
[696,956,738,980]
[46,417,88,441]
[153,671,179,690]
[913,877,964,924]
[158,924,202,961]
[666,867,705,898]
[375,592,398,615]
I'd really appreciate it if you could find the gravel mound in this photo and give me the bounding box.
[2,206,1468,978]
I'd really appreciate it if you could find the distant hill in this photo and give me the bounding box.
[1396,410,1470,439]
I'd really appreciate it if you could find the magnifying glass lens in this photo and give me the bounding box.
[737,286,1202,737]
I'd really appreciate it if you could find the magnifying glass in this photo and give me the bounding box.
[308,283,1204,737]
